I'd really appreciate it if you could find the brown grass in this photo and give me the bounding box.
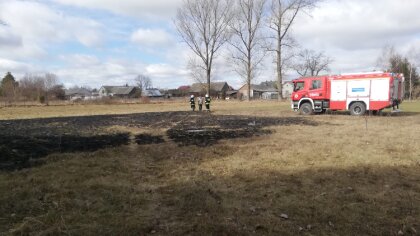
[1,101,419,235]
[0,99,291,120]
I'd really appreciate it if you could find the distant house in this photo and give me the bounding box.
[239,81,278,100]
[190,82,231,98]
[143,88,163,98]
[178,85,191,91]
[65,88,93,101]
[239,81,294,100]
[226,90,238,99]
[98,86,139,98]
[282,82,294,99]
[166,85,190,98]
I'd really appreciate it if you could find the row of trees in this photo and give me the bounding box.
[377,46,420,100]
[175,0,329,100]
[0,72,158,105]
[0,72,65,105]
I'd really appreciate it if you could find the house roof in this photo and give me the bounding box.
[252,84,276,92]
[65,88,92,96]
[101,86,137,95]
[190,82,229,93]
[239,81,277,92]
[178,85,190,91]
[143,89,162,97]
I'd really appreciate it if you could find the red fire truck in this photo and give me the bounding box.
[291,72,405,116]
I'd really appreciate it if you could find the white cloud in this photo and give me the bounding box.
[2,0,420,90]
[131,28,174,48]
[51,0,184,20]
[295,0,420,49]
[60,54,101,67]
[53,54,189,89]
[0,23,47,59]
[146,64,188,78]
[0,58,33,72]
[0,0,104,60]
[0,26,22,48]
[293,0,420,73]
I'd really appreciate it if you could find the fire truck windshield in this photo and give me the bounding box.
[294,82,304,92]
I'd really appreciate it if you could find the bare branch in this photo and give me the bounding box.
[175,0,233,94]
[135,74,152,96]
[229,0,267,100]
[267,0,318,99]
[293,49,333,76]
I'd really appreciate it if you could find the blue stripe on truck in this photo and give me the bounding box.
[352,88,365,92]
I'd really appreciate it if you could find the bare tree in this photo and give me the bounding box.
[44,73,59,105]
[406,46,420,101]
[135,74,152,97]
[376,45,398,71]
[19,74,45,102]
[376,45,420,100]
[187,58,207,84]
[293,49,332,76]
[229,0,267,100]
[175,0,233,95]
[268,0,317,99]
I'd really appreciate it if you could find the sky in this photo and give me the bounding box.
[1,0,420,89]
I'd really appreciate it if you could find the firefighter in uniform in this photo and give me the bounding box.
[392,98,400,110]
[190,95,196,111]
[198,96,203,111]
[205,94,211,112]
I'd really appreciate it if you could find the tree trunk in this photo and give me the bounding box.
[276,12,283,101]
[276,39,283,100]
[206,68,211,96]
[247,58,252,101]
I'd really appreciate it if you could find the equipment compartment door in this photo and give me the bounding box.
[330,80,346,101]
[347,80,370,98]
[392,78,400,100]
[370,78,389,101]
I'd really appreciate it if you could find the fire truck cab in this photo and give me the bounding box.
[291,72,404,116]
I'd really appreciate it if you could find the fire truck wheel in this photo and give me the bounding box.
[349,102,366,116]
[299,103,313,115]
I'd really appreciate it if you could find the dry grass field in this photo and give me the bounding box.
[0,100,419,235]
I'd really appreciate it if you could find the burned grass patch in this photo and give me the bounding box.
[135,134,165,145]
[167,128,272,147]
[0,111,319,169]
[0,133,130,170]
[167,115,317,146]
